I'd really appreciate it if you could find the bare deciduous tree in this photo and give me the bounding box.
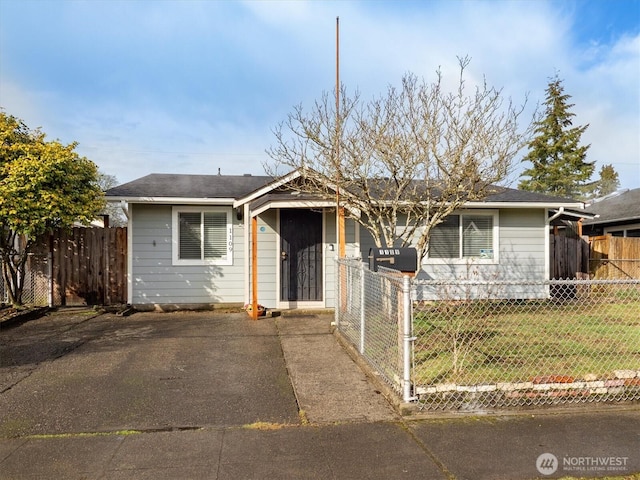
[266,57,532,261]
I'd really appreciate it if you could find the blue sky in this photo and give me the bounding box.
[1,0,638,190]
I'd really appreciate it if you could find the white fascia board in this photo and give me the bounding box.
[460,201,586,209]
[106,196,235,205]
[251,199,335,217]
[360,199,586,210]
[233,170,303,208]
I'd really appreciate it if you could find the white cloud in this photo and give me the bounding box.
[570,32,640,188]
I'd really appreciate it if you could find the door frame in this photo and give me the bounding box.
[276,208,326,309]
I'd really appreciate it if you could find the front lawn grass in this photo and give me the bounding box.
[412,300,640,386]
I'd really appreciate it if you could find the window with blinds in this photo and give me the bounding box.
[428,213,495,260]
[174,208,232,265]
[463,215,493,257]
[203,212,227,259]
[179,212,203,260]
[429,216,460,258]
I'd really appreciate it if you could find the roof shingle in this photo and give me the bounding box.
[583,188,640,225]
[105,173,584,206]
[106,173,273,199]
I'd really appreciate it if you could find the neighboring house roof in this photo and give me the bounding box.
[105,172,586,211]
[582,188,640,226]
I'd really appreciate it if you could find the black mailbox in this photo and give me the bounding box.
[368,247,418,273]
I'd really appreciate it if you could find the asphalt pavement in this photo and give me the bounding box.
[0,309,638,479]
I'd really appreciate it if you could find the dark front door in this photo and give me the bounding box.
[280,209,323,302]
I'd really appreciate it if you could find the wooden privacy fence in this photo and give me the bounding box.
[29,227,127,306]
[590,235,640,279]
[550,233,640,279]
[549,234,589,279]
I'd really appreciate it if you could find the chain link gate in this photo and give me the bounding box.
[335,259,414,399]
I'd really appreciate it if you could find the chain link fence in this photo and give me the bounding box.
[335,259,410,398]
[335,258,640,412]
[0,254,49,307]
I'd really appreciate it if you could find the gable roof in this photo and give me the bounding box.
[583,188,640,225]
[105,172,586,210]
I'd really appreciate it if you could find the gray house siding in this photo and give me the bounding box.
[356,208,548,299]
[419,208,547,300]
[419,208,546,280]
[130,204,246,307]
[252,210,278,308]
[498,208,546,280]
[325,213,361,309]
[130,205,358,310]
[325,210,336,308]
[128,203,549,307]
[358,224,377,262]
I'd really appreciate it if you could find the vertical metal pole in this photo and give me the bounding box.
[47,234,54,308]
[336,16,340,120]
[335,17,346,259]
[335,258,341,328]
[402,275,414,402]
[360,261,366,354]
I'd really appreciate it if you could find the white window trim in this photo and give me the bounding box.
[424,209,500,265]
[172,206,233,266]
[603,223,640,237]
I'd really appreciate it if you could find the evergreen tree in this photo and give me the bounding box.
[594,164,620,197]
[519,76,595,198]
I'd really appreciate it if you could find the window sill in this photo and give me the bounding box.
[172,259,233,266]
[423,257,499,266]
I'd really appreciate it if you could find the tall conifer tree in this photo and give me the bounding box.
[519,76,594,198]
[594,164,620,197]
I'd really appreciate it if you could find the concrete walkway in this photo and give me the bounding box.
[276,314,397,424]
[0,309,638,479]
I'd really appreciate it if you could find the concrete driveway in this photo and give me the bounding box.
[1,310,301,436]
[0,309,395,437]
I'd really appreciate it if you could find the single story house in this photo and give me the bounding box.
[106,171,587,310]
[582,188,640,238]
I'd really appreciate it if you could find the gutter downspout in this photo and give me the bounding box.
[548,206,565,223]
[546,207,566,281]
[119,201,130,220]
